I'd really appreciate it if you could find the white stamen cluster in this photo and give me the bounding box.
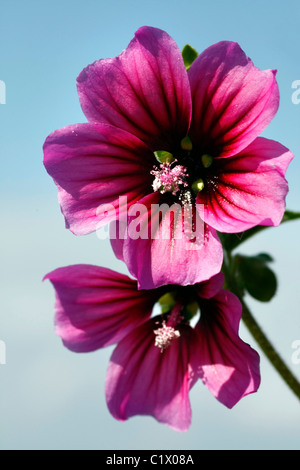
[151,160,188,196]
[154,321,180,353]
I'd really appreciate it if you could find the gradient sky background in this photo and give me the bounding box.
[1,0,300,450]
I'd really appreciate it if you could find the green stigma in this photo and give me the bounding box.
[180,136,193,151]
[191,178,204,194]
[201,153,213,168]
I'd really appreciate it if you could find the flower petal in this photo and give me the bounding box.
[105,317,198,431]
[44,265,158,352]
[188,41,279,157]
[195,290,261,408]
[194,272,225,299]
[77,26,192,150]
[43,123,153,235]
[110,192,223,289]
[197,137,294,233]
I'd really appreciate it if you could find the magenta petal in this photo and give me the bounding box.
[105,318,198,431]
[197,137,294,233]
[44,265,158,352]
[194,272,225,299]
[43,123,153,235]
[77,26,191,150]
[195,290,260,408]
[111,192,223,289]
[189,41,279,156]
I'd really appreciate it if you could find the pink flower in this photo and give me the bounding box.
[44,265,260,432]
[43,26,293,289]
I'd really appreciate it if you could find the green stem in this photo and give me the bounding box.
[222,251,300,401]
[241,298,300,400]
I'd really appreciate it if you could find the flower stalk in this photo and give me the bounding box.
[222,250,300,401]
[241,298,300,401]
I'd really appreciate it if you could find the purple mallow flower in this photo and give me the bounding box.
[45,265,260,432]
[43,27,293,289]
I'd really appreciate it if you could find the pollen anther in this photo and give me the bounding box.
[201,154,213,168]
[151,160,189,196]
[180,136,193,151]
[154,321,180,353]
[191,178,204,194]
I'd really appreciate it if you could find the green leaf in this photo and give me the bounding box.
[251,252,274,262]
[235,253,277,302]
[219,209,300,252]
[182,44,198,71]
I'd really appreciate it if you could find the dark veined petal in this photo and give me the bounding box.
[105,317,198,432]
[44,265,159,352]
[197,137,294,233]
[110,192,223,289]
[43,123,154,235]
[77,26,192,151]
[194,272,225,299]
[189,41,279,157]
[195,290,260,408]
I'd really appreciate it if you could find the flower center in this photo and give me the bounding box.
[153,292,200,352]
[151,159,189,196]
[154,321,180,353]
[151,138,214,199]
[153,302,183,353]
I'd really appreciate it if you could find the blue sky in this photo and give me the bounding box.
[1,0,300,450]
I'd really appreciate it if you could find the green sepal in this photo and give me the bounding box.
[158,292,177,314]
[235,253,277,302]
[182,44,198,71]
[154,150,174,164]
[184,301,199,322]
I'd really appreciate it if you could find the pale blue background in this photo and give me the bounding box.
[1,0,300,450]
